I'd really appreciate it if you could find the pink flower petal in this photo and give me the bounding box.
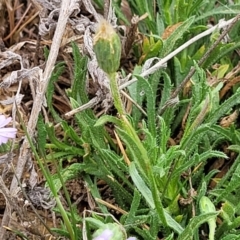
[0,128,17,139]
[0,116,17,145]
[0,115,12,128]
[0,136,10,144]
[93,229,113,240]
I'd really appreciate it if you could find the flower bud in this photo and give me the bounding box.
[93,20,121,74]
[92,223,125,240]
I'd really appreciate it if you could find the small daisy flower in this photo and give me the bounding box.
[0,115,17,145]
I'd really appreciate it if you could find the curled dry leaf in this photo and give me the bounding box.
[82,0,101,22]
[37,0,82,40]
[179,188,197,206]
[220,76,240,99]
[0,51,23,70]
[1,67,41,89]
[162,22,183,40]
[0,48,41,98]
[220,110,239,128]
[0,94,24,106]
[142,57,167,73]
[0,47,42,122]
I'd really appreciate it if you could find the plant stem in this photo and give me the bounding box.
[108,73,167,227]
[108,72,125,115]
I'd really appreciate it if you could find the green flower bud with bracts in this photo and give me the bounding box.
[92,223,125,240]
[93,19,121,74]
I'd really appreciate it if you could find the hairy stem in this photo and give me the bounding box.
[108,72,125,115]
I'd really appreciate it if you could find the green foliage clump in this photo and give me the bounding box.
[31,1,240,239]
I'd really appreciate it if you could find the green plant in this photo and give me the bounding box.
[33,1,240,239]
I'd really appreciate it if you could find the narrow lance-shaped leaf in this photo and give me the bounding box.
[161,16,195,57]
[199,196,217,240]
[178,212,218,240]
[134,74,156,138]
[46,62,65,123]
